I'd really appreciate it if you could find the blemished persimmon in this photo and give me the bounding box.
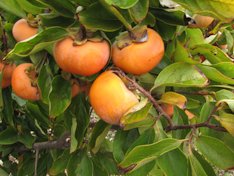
[0,62,16,88]
[12,19,38,42]
[11,63,40,101]
[89,71,139,125]
[112,28,164,75]
[53,37,110,76]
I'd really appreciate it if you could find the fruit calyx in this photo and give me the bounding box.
[115,25,148,49]
[71,26,104,46]
[26,14,39,28]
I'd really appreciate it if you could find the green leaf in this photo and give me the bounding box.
[129,0,149,23]
[0,168,8,176]
[76,153,94,176]
[153,8,187,26]
[185,28,204,48]
[89,120,111,154]
[0,0,26,17]
[215,112,234,136]
[70,117,78,153]
[49,76,71,117]
[79,2,122,32]
[193,149,216,176]
[0,127,18,145]
[157,149,188,176]
[38,64,52,104]
[126,128,155,154]
[189,154,208,176]
[126,161,156,176]
[195,135,234,170]
[16,0,43,14]
[154,63,208,88]
[105,0,139,9]
[6,27,69,59]
[212,62,234,78]
[197,64,234,85]
[2,88,14,127]
[35,0,76,18]
[172,0,234,21]
[216,90,234,112]
[49,150,70,175]
[190,44,232,64]
[113,129,139,163]
[120,101,154,129]
[119,138,182,172]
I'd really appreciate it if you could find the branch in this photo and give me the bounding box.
[112,69,173,127]
[165,123,227,132]
[33,132,70,150]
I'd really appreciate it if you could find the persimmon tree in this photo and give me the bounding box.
[0,0,234,175]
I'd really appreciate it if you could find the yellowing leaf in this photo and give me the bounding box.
[158,92,187,106]
[215,112,234,136]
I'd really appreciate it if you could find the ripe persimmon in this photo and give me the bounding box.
[0,62,16,88]
[112,28,164,75]
[89,71,139,125]
[11,63,40,101]
[53,37,110,76]
[12,19,38,42]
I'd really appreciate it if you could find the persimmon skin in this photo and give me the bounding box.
[11,63,40,101]
[89,71,139,125]
[191,15,214,28]
[53,38,110,76]
[12,19,38,42]
[112,28,164,75]
[0,62,16,88]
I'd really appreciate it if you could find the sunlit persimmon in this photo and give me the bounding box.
[112,28,164,75]
[12,19,38,42]
[89,71,139,125]
[11,63,40,101]
[53,37,110,76]
[0,62,16,88]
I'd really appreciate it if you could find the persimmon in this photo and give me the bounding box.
[191,15,214,28]
[11,63,40,101]
[12,19,38,42]
[0,62,16,88]
[71,79,90,97]
[53,37,110,76]
[112,28,164,75]
[89,71,139,125]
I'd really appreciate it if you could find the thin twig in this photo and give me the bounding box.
[34,149,39,176]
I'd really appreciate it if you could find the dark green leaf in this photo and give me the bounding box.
[0,127,18,145]
[189,154,208,176]
[49,76,71,117]
[129,0,149,23]
[79,2,122,32]
[76,153,94,176]
[16,0,43,14]
[89,120,111,154]
[157,149,188,176]
[195,135,234,170]
[119,138,182,172]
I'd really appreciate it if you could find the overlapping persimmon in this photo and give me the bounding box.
[89,71,139,125]
[53,37,110,76]
[0,62,16,88]
[11,63,40,101]
[112,28,164,75]
[159,92,195,119]
[12,19,38,42]
[71,79,90,97]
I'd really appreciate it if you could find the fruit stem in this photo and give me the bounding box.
[99,0,133,31]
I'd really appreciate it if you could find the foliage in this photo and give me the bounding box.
[0,0,234,175]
